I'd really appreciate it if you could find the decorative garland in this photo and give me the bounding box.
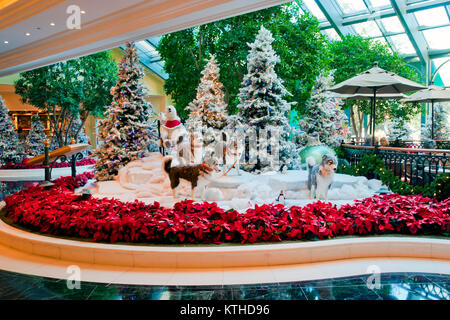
[339,153,450,201]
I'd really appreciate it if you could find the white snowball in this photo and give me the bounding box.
[355,176,369,185]
[368,179,382,191]
[236,183,254,199]
[339,184,358,200]
[254,184,273,200]
[231,198,252,210]
[203,187,224,201]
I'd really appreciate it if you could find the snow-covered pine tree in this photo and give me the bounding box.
[94,42,158,181]
[26,113,47,156]
[66,111,91,156]
[67,112,89,144]
[299,71,346,146]
[185,54,228,157]
[421,103,449,140]
[388,116,412,141]
[186,54,227,130]
[0,96,26,165]
[236,25,299,172]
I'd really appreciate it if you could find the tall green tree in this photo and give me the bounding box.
[158,2,328,118]
[328,35,421,140]
[15,51,117,148]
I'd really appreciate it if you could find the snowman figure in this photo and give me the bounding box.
[159,105,190,165]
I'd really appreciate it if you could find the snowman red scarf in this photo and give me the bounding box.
[163,119,182,129]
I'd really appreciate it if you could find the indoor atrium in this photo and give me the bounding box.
[0,0,448,307]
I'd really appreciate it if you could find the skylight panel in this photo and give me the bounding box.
[372,37,388,47]
[137,41,159,56]
[380,16,405,33]
[423,26,450,50]
[366,0,391,9]
[388,34,416,55]
[324,28,341,40]
[433,58,450,86]
[336,0,368,14]
[414,7,449,27]
[303,0,326,20]
[353,20,383,37]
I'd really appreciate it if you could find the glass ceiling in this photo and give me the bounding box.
[133,1,450,87]
[298,0,450,86]
[121,36,168,80]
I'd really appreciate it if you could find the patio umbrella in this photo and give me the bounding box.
[328,62,426,145]
[401,85,450,139]
[336,93,407,137]
[336,93,407,101]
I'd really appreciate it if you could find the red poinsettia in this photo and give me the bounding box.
[3,173,449,244]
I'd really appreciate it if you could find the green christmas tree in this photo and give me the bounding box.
[94,42,158,181]
[26,113,47,156]
[0,95,26,164]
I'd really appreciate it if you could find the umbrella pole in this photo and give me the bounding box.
[431,100,435,140]
[372,88,377,146]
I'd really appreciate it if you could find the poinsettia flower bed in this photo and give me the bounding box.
[2,173,449,244]
[0,158,96,170]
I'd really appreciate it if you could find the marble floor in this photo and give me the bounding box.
[0,269,448,300]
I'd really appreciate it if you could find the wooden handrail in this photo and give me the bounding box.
[341,144,375,150]
[378,146,450,154]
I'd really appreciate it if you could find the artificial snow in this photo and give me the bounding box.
[87,152,385,211]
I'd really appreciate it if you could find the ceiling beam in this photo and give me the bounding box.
[341,8,396,26]
[314,0,356,38]
[390,0,429,66]
[405,0,450,13]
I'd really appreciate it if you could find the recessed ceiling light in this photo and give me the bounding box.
[3,41,8,44]
[25,32,30,36]
[80,10,86,14]
[50,22,55,26]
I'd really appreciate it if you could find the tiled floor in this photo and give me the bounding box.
[0,269,448,300]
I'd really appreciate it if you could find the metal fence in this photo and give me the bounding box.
[341,144,450,187]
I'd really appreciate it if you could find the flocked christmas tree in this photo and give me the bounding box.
[299,71,348,146]
[0,95,26,165]
[387,116,412,141]
[185,54,228,155]
[94,42,158,181]
[67,111,90,156]
[26,113,47,156]
[67,112,89,144]
[421,103,449,140]
[186,54,228,131]
[236,25,300,172]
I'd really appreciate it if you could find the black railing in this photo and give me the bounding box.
[347,139,450,149]
[341,144,450,187]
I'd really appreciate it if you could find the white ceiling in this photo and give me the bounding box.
[0,0,289,76]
